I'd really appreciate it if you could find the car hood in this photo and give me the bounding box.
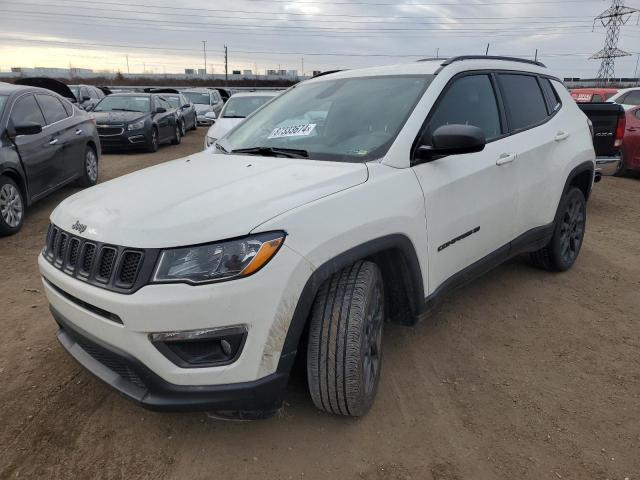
[194,104,212,113]
[91,111,148,124]
[50,152,369,248]
[207,118,243,139]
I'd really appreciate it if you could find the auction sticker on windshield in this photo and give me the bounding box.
[268,124,316,139]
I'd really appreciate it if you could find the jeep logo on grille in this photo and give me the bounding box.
[72,221,87,233]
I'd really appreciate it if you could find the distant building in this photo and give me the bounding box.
[312,71,322,76]
[243,70,253,76]
[266,69,277,76]
[232,70,241,75]
[197,68,206,75]
[184,69,195,75]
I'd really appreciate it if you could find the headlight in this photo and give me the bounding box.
[127,120,146,131]
[152,232,285,285]
[206,136,217,147]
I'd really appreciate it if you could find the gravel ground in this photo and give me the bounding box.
[1,128,638,480]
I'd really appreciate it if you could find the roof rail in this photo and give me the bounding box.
[440,55,546,68]
[417,58,448,62]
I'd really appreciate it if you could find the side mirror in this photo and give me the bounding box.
[155,107,167,114]
[12,123,43,136]
[204,111,217,120]
[415,124,486,163]
[82,96,91,102]
[182,104,190,109]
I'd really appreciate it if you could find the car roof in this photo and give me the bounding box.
[106,92,153,97]
[0,82,29,95]
[229,91,280,98]
[304,58,552,85]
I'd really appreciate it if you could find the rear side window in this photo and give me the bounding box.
[10,94,46,127]
[60,98,74,116]
[35,94,69,124]
[622,91,640,106]
[539,78,562,113]
[592,94,603,103]
[499,74,549,132]
[425,74,502,142]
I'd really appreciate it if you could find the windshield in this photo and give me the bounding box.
[93,95,150,113]
[70,86,80,100]
[222,75,433,162]
[183,91,211,105]
[164,95,182,108]
[221,96,274,119]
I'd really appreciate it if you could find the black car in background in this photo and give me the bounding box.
[0,82,100,236]
[69,84,106,111]
[91,93,181,152]
[145,88,197,135]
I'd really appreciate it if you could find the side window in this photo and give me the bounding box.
[614,93,628,105]
[35,94,69,124]
[159,98,171,110]
[424,74,502,143]
[623,91,640,106]
[60,98,74,116]
[592,94,603,103]
[10,94,46,127]
[498,74,549,132]
[80,87,89,99]
[635,109,640,121]
[539,78,562,113]
[212,92,220,103]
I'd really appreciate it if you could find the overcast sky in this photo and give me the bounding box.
[1,0,639,78]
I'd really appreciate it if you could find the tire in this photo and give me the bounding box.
[146,127,159,153]
[613,154,628,177]
[190,116,198,131]
[307,260,385,417]
[171,122,182,145]
[77,145,98,188]
[179,120,186,137]
[530,187,586,272]
[0,175,25,236]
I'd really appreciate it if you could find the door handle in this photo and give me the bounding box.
[496,153,517,166]
[49,138,59,146]
[75,129,83,135]
[555,131,570,142]
[628,127,637,132]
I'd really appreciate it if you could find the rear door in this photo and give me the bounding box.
[411,73,519,292]
[8,94,55,198]
[35,93,78,183]
[155,97,174,140]
[623,108,640,170]
[496,73,563,236]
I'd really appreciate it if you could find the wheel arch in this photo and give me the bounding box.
[564,161,594,202]
[276,234,425,375]
[0,166,30,206]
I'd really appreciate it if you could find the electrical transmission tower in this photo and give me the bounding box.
[590,0,639,85]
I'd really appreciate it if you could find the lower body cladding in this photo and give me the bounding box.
[38,245,312,416]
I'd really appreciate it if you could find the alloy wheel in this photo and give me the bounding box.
[86,149,98,183]
[0,183,23,228]
[362,283,384,397]
[559,196,585,265]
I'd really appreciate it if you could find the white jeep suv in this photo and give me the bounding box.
[39,57,595,419]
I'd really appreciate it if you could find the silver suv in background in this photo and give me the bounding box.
[181,88,224,126]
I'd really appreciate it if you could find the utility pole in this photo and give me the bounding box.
[301,56,304,77]
[224,45,228,83]
[126,55,130,74]
[534,49,539,62]
[635,53,640,85]
[202,41,207,76]
[590,0,639,85]
[485,43,490,56]
[436,48,440,59]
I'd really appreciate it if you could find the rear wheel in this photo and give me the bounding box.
[307,261,384,417]
[530,187,586,272]
[0,175,25,236]
[77,145,98,187]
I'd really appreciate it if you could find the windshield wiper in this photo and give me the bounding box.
[111,108,142,112]
[222,115,245,119]
[231,146,309,159]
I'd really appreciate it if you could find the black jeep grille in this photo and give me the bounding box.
[43,224,155,294]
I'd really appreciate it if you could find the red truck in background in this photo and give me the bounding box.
[620,106,640,175]
[571,88,619,103]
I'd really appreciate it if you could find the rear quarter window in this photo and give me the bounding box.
[498,74,549,132]
[539,78,562,113]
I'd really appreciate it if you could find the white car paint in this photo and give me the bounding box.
[608,87,640,110]
[39,59,595,413]
[204,91,280,150]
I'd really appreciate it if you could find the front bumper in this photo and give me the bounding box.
[196,114,214,125]
[595,156,621,176]
[53,307,288,413]
[99,130,148,149]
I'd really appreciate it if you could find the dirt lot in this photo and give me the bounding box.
[1,128,638,480]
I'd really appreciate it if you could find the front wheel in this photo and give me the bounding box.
[146,127,159,153]
[307,261,384,417]
[171,122,182,145]
[530,187,586,272]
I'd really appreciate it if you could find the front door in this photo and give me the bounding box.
[411,73,519,294]
[9,93,61,199]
